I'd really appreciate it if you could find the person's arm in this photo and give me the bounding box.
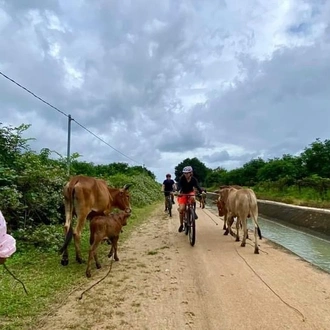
[176,177,183,192]
[172,180,176,191]
[193,177,203,194]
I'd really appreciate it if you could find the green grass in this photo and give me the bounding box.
[0,203,160,330]
[254,186,330,208]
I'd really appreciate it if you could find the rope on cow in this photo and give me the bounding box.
[199,207,219,225]
[2,263,28,295]
[234,247,306,322]
[36,279,88,327]
[78,256,114,300]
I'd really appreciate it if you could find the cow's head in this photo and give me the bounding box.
[109,185,132,213]
[118,211,131,226]
[216,197,226,216]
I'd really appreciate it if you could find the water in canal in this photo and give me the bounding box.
[207,205,330,273]
[257,216,330,273]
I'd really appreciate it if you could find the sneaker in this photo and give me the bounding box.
[172,200,175,204]
[178,224,184,232]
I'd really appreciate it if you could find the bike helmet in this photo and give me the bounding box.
[182,166,193,173]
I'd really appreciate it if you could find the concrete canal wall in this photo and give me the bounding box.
[258,200,330,236]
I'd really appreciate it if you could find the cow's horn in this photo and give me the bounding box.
[123,184,132,190]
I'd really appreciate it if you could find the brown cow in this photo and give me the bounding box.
[86,211,131,278]
[59,175,131,266]
[219,187,262,254]
[216,185,242,230]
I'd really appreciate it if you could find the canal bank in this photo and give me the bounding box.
[258,199,330,236]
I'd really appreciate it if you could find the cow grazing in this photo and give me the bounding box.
[219,187,262,254]
[86,211,131,278]
[217,185,243,230]
[59,175,132,266]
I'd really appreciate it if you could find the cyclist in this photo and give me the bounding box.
[176,166,203,232]
[161,173,176,212]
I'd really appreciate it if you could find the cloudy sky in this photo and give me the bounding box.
[1,0,330,182]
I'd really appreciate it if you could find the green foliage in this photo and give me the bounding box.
[15,224,63,252]
[0,122,161,252]
[204,167,227,187]
[174,138,330,206]
[106,173,162,207]
[174,157,210,184]
[300,138,330,178]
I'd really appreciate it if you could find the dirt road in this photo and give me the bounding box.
[37,204,330,330]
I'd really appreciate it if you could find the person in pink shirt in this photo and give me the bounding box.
[0,210,16,264]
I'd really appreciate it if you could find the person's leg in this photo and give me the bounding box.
[189,194,198,219]
[177,196,186,232]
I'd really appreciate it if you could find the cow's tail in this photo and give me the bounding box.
[59,226,73,254]
[248,192,262,240]
[59,180,77,254]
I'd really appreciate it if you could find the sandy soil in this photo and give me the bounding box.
[35,204,330,330]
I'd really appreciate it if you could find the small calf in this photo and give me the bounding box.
[86,211,131,278]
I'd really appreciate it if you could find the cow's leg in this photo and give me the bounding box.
[61,222,70,266]
[223,214,227,230]
[235,217,240,242]
[93,242,102,269]
[108,239,114,258]
[73,211,88,264]
[86,239,99,278]
[61,195,73,266]
[112,236,119,261]
[240,218,247,247]
[225,215,235,236]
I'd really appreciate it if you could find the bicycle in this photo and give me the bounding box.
[164,191,174,217]
[178,193,196,246]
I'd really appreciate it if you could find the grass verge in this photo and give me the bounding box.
[0,203,160,330]
[254,188,330,209]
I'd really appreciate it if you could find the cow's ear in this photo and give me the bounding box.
[123,184,132,190]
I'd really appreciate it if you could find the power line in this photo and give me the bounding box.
[73,120,141,165]
[0,71,68,118]
[0,70,143,166]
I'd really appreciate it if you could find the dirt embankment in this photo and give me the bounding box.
[33,204,330,330]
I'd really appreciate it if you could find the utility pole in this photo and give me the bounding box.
[67,114,73,176]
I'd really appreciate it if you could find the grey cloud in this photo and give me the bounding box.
[197,41,330,158]
[203,150,260,167]
[1,0,330,182]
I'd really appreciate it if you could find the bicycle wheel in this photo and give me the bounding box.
[167,198,172,217]
[188,208,196,246]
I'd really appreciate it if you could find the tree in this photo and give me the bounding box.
[174,157,210,185]
[204,167,227,187]
[241,158,266,186]
[256,156,299,182]
[300,139,330,178]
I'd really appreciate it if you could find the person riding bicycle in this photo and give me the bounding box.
[176,166,203,232]
[161,173,176,212]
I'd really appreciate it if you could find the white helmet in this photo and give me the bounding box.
[182,165,193,173]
